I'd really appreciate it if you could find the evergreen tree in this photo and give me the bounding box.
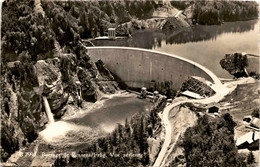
[247,151,255,164]
[251,108,259,118]
[183,114,244,167]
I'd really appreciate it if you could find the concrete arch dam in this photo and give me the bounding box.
[87,47,221,90]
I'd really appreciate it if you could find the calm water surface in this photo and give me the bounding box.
[93,20,259,78]
[76,20,259,134]
[67,95,152,132]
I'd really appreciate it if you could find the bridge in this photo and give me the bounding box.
[86,46,222,90]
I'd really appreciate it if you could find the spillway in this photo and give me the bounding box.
[43,96,55,124]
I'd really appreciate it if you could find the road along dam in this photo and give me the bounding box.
[86,47,222,90]
[86,47,232,167]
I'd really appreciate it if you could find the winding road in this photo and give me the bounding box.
[153,77,254,167]
[153,99,192,167]
[153,93,223,167]
[152,48,227,167]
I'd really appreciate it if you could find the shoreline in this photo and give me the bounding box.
[3,78,257,166]
[62,90,136,120]
[39,90,149,143]
[2,91,146,166]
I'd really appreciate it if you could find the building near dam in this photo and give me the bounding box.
[108,28,116,40]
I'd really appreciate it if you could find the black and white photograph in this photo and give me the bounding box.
[1,0,259,166]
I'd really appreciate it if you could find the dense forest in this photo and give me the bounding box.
[54,97,166,166]
[192,1,258,25]
[1,0,258,63]
[170,114,251,167]
[163,1,258,25]
[170,1,192,10]
[1,0,56,62]
[1,0,259,166]
[1,0,160,63]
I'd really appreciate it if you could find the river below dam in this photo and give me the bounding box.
[66,94,153,133]
[7,20,259,166]
[93,19,259,78]
[7,94,153,166]
[40,92,152,144]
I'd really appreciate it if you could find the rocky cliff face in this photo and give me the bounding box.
[162,17,190,32]
[120,18,167,31]
[118,16,190,33]
[0,46,119,162]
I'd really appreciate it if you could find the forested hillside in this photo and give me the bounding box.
[1,0,259,165]
[1,0,258,63]
[54,97,166,167]
[182,114,244,167]
[171,1,258,25]
[170,113,254,167]
[1,0,160,63]
[191,1,258,25]
[1,0,56,62]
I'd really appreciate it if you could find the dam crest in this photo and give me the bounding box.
[86,46,222,90]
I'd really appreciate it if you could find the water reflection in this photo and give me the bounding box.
[67,95,152,132]
[165,20,257,45]
[93,19,259,78]
[130,30,164,49]
[93,19,258,49]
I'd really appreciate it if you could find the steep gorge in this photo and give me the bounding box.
[0,46,120,162]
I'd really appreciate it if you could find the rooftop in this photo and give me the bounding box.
[236,131,259,146]
[181,90,204,99]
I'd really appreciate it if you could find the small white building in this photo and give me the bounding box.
[181,90,204,99]
[108,28,116,40]
[250,117,260,129]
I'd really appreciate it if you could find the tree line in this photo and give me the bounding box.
[1,1,258,64]
[192,1,258,25]
[1,0,161,64]
[54,97,166,166]
[170,113,254,167]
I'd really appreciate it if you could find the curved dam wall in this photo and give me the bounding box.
[87,47,221,90]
